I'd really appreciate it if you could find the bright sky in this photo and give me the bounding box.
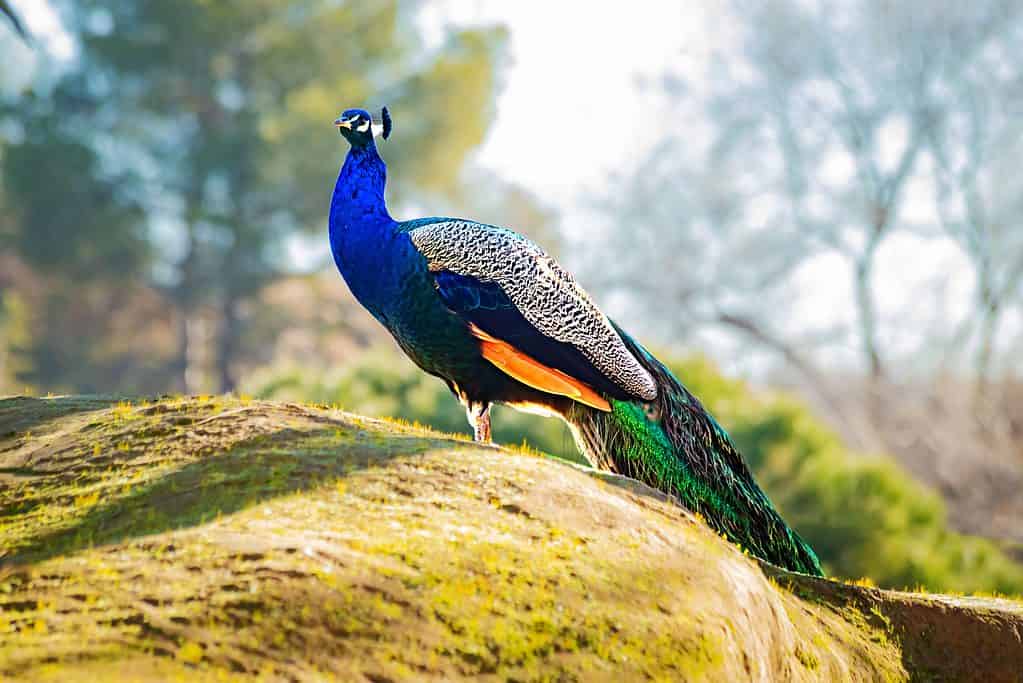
[428,1,722,202]
[9,0,72,59]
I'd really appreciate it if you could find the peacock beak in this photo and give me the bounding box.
[334,117,353,130]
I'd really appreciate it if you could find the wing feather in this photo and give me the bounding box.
[409,219,657,401]
[469,325,611,411]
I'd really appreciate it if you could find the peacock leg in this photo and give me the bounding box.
[467,401,492,444]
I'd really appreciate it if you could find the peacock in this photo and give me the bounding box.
[328,107,823,576]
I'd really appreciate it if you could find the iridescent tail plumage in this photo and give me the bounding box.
[565,328,824,577]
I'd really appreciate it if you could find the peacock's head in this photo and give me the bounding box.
[334,107,391,147]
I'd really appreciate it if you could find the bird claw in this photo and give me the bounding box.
[467,401,492,444]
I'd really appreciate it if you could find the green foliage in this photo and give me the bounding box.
[668,355,1023,596]
[1,98,150,278]
[0,279,180,394]
[251,348,1023,595]
[0,290,32,390]
[247,348,583,463]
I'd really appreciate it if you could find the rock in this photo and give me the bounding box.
[0,395,1020,681]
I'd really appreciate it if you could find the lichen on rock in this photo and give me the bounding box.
[1,396,1020,681]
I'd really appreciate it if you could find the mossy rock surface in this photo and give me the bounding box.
[0,395,1020,681]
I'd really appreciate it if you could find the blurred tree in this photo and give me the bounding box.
[599,0,1023,391]
[0,83,156,391]
[714,0,1023,382]
[0,289,32,390]
[929,66,1023,393]
[592,143,825,386]
[37,0,505,392]
[1,91,149,278]
[0,1,26,39]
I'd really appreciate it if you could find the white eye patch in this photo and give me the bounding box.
[356,119,371,133]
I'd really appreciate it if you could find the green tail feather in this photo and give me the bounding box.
[566,331,824,576]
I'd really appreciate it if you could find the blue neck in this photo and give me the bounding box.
[329,141,392,236]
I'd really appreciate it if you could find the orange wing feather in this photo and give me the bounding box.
[469,324,611,412]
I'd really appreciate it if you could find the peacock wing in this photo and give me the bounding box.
[407,219,657,403]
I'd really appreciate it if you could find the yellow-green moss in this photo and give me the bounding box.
[1,396,1020,681]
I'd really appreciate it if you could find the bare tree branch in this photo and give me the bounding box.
[0,1,27,40]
